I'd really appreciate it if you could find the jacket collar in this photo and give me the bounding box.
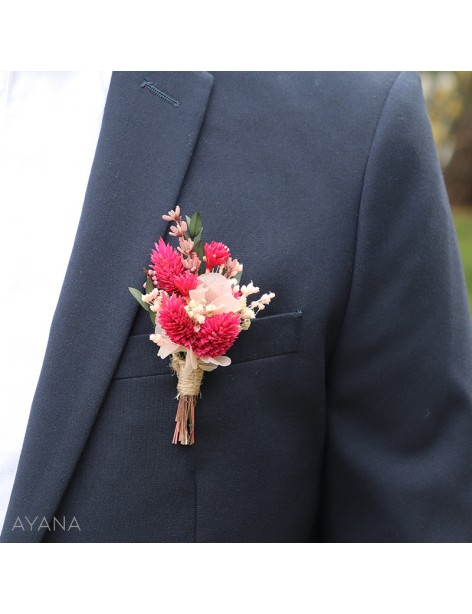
[1,71,214,541]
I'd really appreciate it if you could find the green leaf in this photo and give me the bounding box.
[149,310,156,326]
[128,287,149,312]
[188,212,202,239]
[193,227,203,245]
[185,215,192,227]
[145,277,154,294]
[234,268,243,284]
[194,239,204,262]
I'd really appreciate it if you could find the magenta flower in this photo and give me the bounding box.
[204,241,231,270]
[158,295,195,348]
[150,238,185,293]
[192,312,241,358]
[174,272,199,297]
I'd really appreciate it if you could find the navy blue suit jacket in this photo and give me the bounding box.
[2,71,472,542]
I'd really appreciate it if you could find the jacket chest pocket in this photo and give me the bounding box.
[113,310,303,380]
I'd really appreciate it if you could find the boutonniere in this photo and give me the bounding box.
[129,206,275,445]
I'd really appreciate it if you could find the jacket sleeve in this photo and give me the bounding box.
[320,71,472,542]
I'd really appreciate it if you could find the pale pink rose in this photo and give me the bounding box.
[189,272,242,314]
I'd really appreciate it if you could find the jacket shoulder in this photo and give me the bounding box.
[290,71,416,114]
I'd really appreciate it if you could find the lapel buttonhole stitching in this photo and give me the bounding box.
[140,78,180,107]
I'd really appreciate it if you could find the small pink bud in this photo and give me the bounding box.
[162,205,181,222]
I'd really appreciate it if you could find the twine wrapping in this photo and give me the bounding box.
[170,355,204,445]
[171,355,204,396]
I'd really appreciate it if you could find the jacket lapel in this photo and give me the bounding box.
[1,71,214,542]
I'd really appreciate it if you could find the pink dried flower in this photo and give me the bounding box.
[182,252,201,274]
[142,288,159,303]
[240,282,259,297]
[158,295,195,348]
[250,292,276,313]
[174,272,199,297]
[150,238,185,293]
[204,241,231,270]
[193,312,241,358]
[190,272,242,314]
[224,257,243,278]
[178,237,194,255]
[162,206,181,222]
[261,292,275,305]
[169,220,188,238]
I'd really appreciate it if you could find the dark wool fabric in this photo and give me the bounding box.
[2,72,472,542]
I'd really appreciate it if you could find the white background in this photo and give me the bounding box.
[0,71,110,529]
[1,1,470,612]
